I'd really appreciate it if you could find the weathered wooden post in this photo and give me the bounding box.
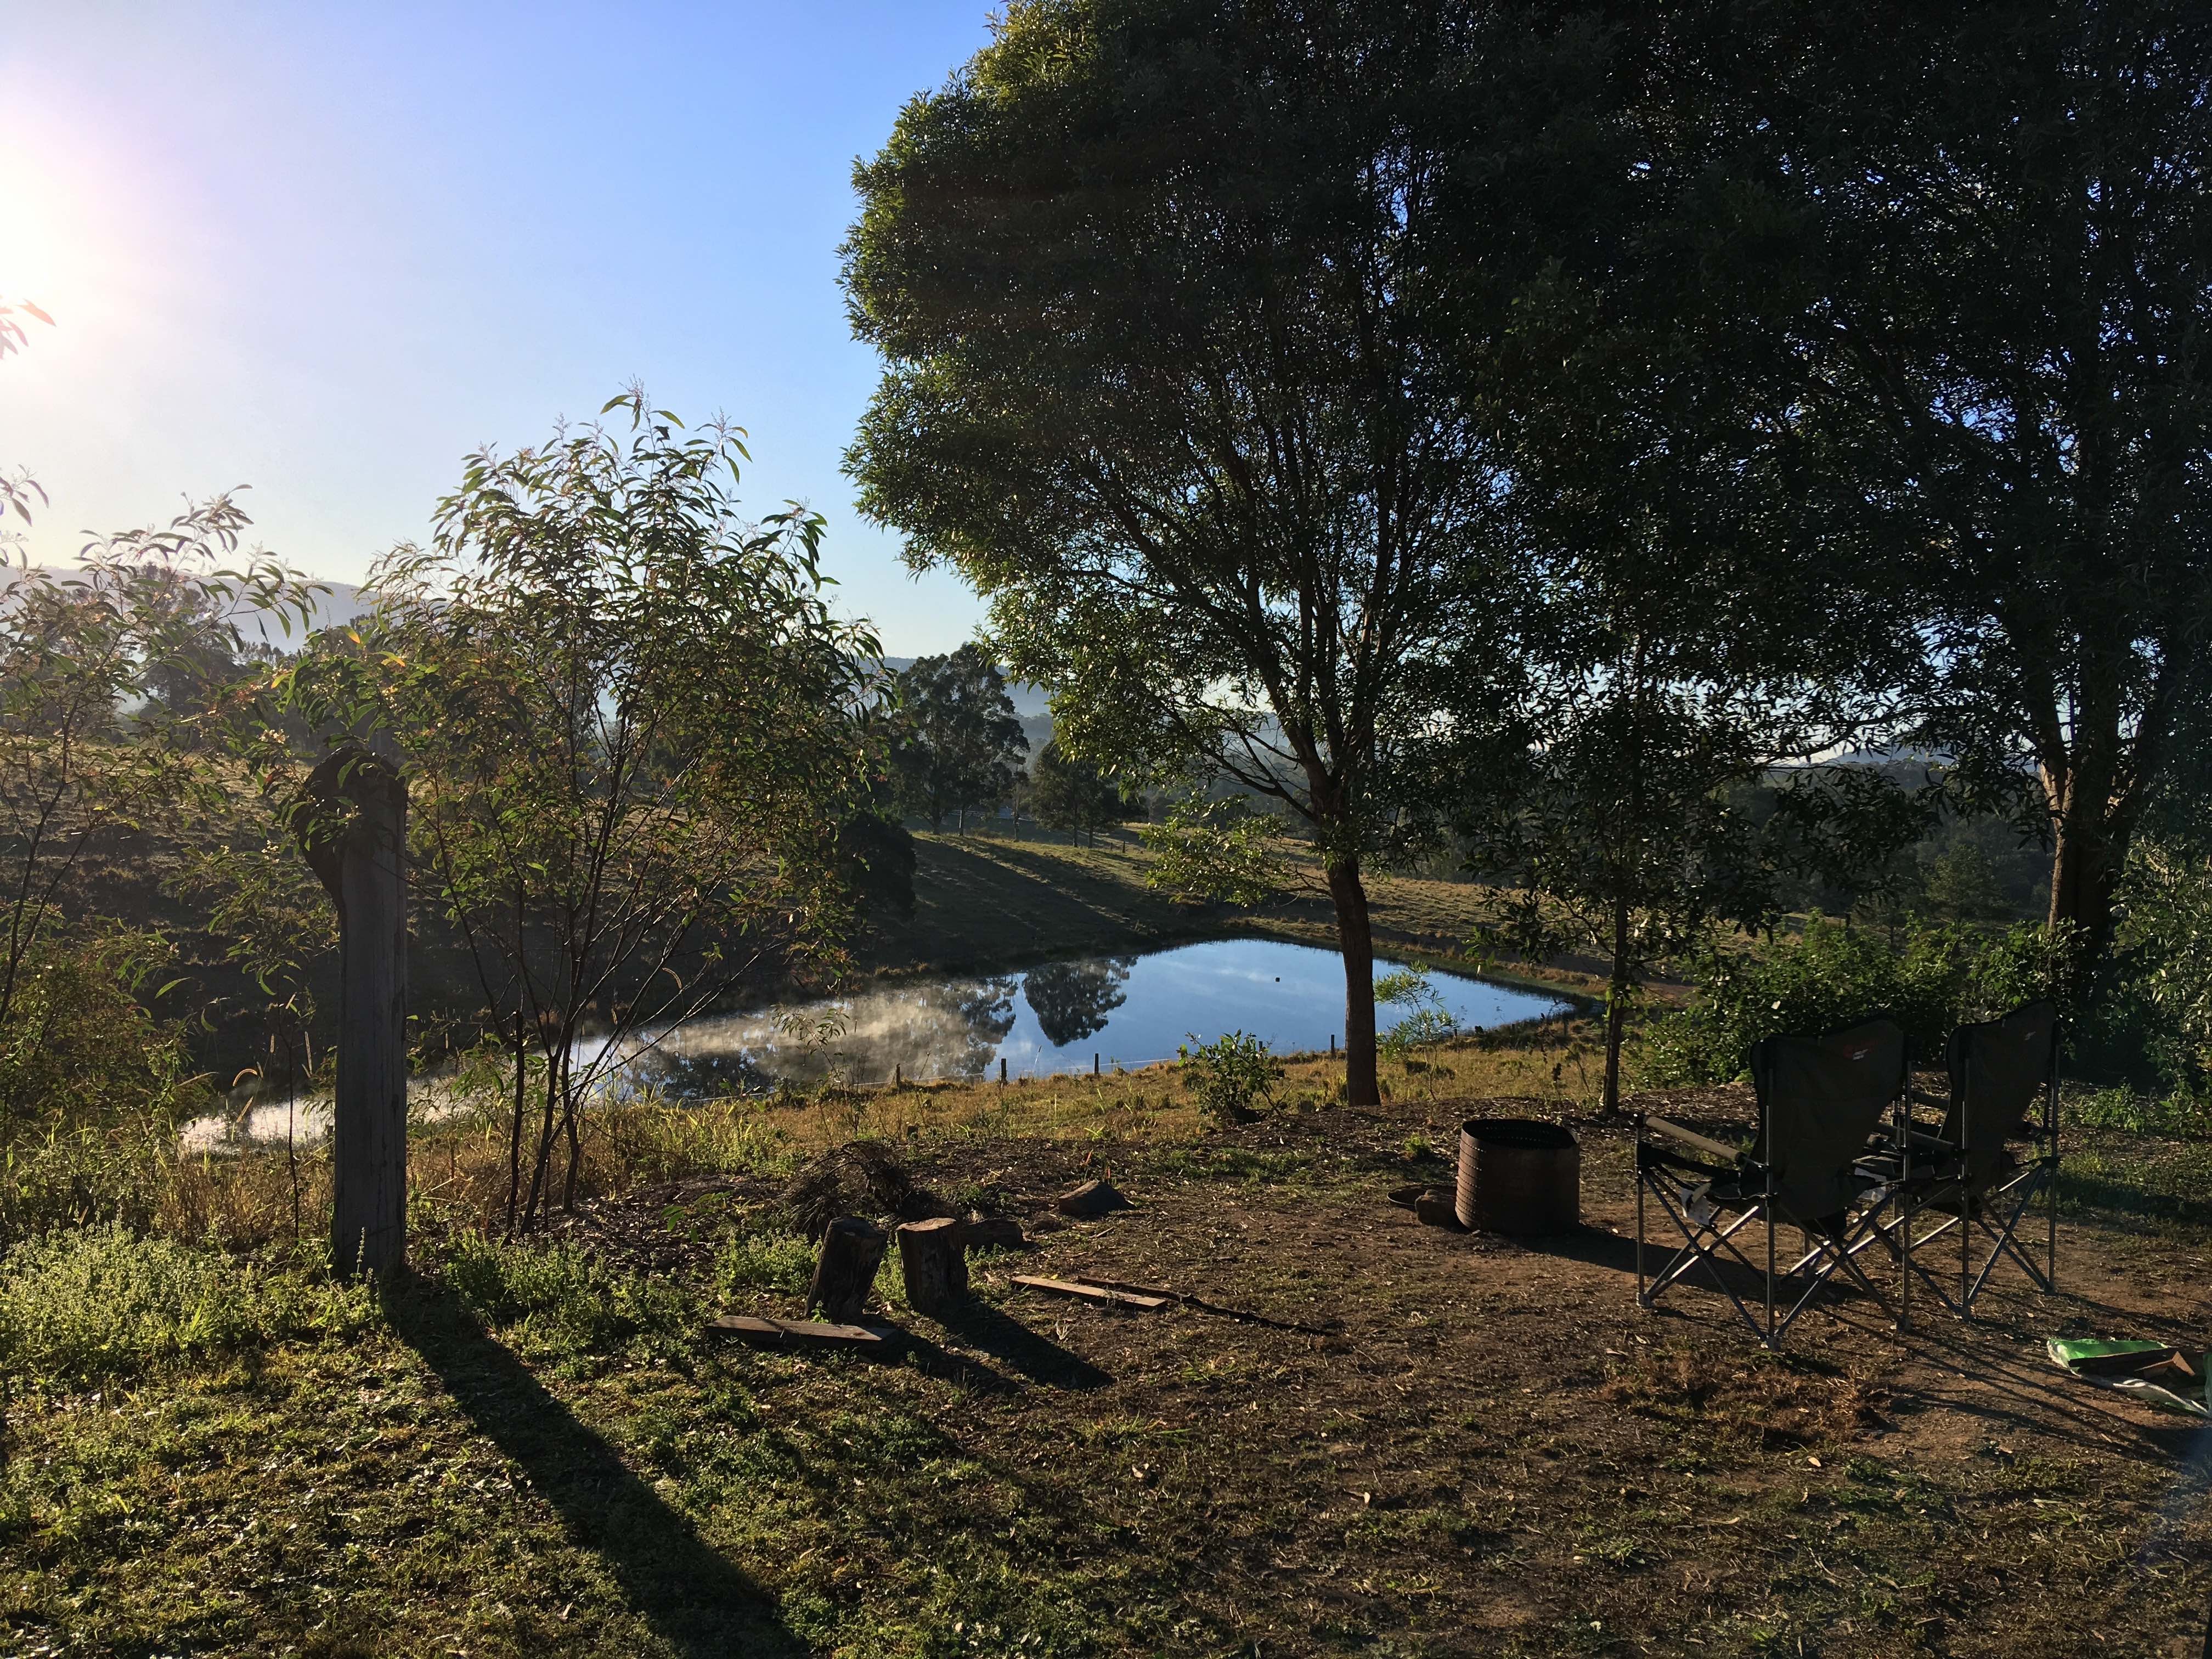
[293,747,408,1278]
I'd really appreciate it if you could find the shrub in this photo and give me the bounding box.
[1178,1030,1282,1124]
[1646,919,2077,1086]
[0,1227,373,1382]
[2105,837,2212,1101]
[441,1232,697,1351]
[443,1233,602,1329]
[0,932,206,1142]
[2070,1086,2212,1138]
[1375,970,1459,1060]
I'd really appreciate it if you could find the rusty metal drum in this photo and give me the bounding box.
[1457,1117,1579,1234]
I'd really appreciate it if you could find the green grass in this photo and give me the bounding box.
[9,1108,2211,1656]
[8,931,2211,1656]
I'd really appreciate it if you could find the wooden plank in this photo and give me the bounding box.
[709,1314,891,1348]
[1059,1273,1336,1337]
[1009,1274,1170,1310]
[1644,1116,1741,1163]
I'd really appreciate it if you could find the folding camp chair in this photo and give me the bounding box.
[1892,1000,2061,1319]
[1636,1016,1910,1348]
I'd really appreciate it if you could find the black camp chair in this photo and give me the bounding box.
[1636,1016,1910,1348]
[1890,1000,2061,1319]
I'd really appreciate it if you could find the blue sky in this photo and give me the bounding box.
[0,2,995,654]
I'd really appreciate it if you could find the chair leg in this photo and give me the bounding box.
[1898,1193,1913,1334]
[1962,1167,2057,1310]
[1635,1152,1646,1307]
[1638,1175,1783,1345]
[1765,1194,1777,1349]
[2047,1151,2059,1295]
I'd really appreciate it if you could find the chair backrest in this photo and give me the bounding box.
[1748,1016,1908,1220]
[1943,1000,2058,1182]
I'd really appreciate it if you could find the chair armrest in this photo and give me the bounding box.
[1645,1116,1742,1163]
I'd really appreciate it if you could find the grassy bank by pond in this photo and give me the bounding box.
[866,828,1608,1003]
[5,1023,2210,1657]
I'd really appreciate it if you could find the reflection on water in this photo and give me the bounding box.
[1022,957,1132,1045]
[178,1075,474,1155]
[183,938,1574,1148]
[614,936,1568,1096]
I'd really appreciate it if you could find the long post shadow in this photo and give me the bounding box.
[384,1276,799,1658]
[935,1299,1113,1390]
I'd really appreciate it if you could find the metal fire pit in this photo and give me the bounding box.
[1457,1117,1579,1234]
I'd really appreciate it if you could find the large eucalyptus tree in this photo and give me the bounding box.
[843,0,1618,1102]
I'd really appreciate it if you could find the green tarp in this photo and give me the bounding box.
[2047,1338,2210,1418]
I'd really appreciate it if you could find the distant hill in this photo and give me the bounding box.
[1,563,369,646]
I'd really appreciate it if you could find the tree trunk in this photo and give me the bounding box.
[560,1043,583,1213]
[1327,856,1380,1107]
[896,1216,969,1316]
[809,1216,888,1323]
[505,1011,526,1238]
[294,749,408,1279]
[1603,890,1631,1115]
[2046,769,2128,987]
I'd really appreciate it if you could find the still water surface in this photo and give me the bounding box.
[608,936,1569,1095]
[185,938,1570,1148]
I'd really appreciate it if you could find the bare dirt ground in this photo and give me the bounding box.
[562,1089,2212,1657]
[16,1085,2207,1658]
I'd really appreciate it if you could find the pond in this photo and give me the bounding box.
[182,938,1571,1149]
[601,936,1571,1097]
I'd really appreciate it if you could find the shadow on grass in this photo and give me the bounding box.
[385,1275,799,1659]
[936,1299,1113,1390]
[2060,1170,2212,1232]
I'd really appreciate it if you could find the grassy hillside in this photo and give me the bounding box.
[863,827,1602,1005]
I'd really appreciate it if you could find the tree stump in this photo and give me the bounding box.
[897,1216,969,1316]
[1054,1178,1128,1218]
[808,1215,888,1324]
[292,747,408,1279]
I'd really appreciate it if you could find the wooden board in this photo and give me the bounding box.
[708,1314,893,1348]
[1058,1273,1338,1338]
[1009,1274,1170,1310]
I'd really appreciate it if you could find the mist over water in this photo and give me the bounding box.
[608,936,1570,1094]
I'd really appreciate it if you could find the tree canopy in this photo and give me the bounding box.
[843,0,1623,1103]
[887,644,1030,831]
[1661,0,2212,982]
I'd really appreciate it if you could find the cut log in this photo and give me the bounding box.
[896,1216,969,1316]
[1054,1178,1130,1218]
[948,1214,1026,1251]
[1010,1274,1169,1311]
[709,1314,889,1350]
[807,1215,888,1324]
